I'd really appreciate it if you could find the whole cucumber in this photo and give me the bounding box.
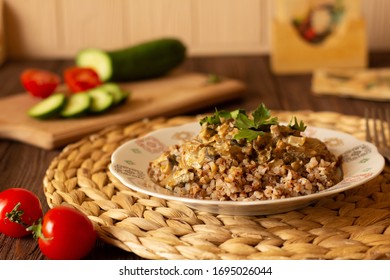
[76,38,186,82]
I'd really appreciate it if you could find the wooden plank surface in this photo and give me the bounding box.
[3,0,390,59]
[0,72,245,149]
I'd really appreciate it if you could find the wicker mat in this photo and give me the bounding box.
[43,111,390,260]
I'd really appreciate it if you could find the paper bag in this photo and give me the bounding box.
[271,0,367,74]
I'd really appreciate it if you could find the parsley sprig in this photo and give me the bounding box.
[288,116,307,132]
[200,103,284,142]
[234,104,278,141]
[199,108,231,126]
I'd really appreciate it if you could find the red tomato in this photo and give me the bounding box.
[0,188,43,238]
[21,69,60,98]
[64,67,102,93]
[38,206,96,260]
[303,27,316,41]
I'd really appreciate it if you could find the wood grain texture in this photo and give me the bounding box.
[60,0,125,51]
[0,72,245,149]
[362,0,390,51]
[125,0,192,46]
[191,0,263,55]
[0,0,5,65]
[4,0,59,57]
[3,0,389,59]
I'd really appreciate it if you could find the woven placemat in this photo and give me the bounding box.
[43,111,390,260]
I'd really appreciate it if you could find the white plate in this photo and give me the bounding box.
[109,122,385,215]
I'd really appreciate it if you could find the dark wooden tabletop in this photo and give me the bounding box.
[1,53,389,260]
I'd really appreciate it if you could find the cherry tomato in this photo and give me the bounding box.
[303,27,317,41]
[0,188,43,238]
[21,69,60,98]
[38,206,96,260]
[64,67,102,93]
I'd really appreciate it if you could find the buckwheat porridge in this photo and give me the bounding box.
[148,104,342,201]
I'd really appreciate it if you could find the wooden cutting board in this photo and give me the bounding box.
[0,72,245,149]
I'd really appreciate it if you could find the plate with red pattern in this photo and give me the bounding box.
[109,122,384,215]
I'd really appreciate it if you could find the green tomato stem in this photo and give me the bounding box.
[5,202,28,227]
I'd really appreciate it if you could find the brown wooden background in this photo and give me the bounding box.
[1,0,390,60]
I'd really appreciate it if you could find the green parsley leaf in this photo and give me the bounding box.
[199,103,281,142]
[235,112,255,129]
[200,115,219,126]
[288,116,307,132]
[230,109,246,119]
[233,129,263,142]
[217,110,233,120]
[252,104,278,127]
[235,103,278,132]
[199,108,233,126]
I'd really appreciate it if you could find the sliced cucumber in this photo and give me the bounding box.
[28,93,66,119]
[61,92,91,118]
[88,88,114,113]
[99,83,130,105]
[76,48,112,82]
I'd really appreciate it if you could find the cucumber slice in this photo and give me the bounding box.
[61,92,91,118]
[88,88,114,113]
[76,48,112,82]
[99,83,130,105]
[28,93,66,119]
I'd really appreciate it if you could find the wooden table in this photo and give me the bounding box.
[1,53,389,260]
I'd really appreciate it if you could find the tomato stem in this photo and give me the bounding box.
[26,219,42,239]
[27,218,52,241]
[5,202,48,240]
[5,202,28,227]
